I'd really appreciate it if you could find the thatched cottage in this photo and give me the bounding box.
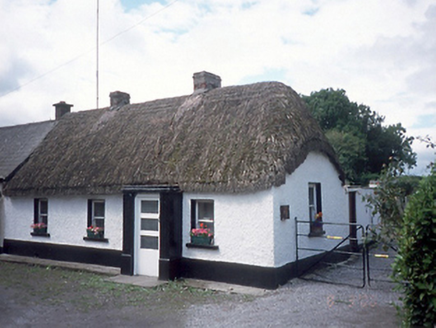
[1,72,351,289]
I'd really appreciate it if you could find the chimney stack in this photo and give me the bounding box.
[109,91,130,109]
[53,101,73,120]
[193,71,221,94]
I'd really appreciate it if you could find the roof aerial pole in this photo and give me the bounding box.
[96,0,100,109]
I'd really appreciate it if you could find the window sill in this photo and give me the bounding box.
[83,236,109,243]
[31,232,50,237]
[186,243,219,250]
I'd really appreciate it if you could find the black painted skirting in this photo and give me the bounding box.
[3,239,355,289]
[179,258,297,290]
[159,258,181,281]
[179,249,353,290]
[3,239,122,268]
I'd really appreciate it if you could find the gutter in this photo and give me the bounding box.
[122,185,181,193]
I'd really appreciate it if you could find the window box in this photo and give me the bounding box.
[31,228,50,237]
[186,242,219,250]
[309,224,325,237]
[30,222,49,237]
[86,230,104,239]
[84,228,108,242]
[86,226,105,240]
[309,215,324,237]
[190,235,213,245]
[33,227,47,234]
[83,236,108,242]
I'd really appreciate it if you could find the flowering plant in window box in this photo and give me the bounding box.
[31,222,47,234]
[311,212,324,235]
[86,226,104,238]
[190,223,213,245]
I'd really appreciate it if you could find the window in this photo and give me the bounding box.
[191,199,214,235]
[308,183,323,235]
[88,199,105,231]
[34,198,48,225]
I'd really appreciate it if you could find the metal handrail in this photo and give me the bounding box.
[295,218,366,288]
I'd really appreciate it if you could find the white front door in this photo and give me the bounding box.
[135,195,160,277]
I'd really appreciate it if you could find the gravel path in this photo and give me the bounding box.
[184,246,401,327]
[184,278,400,327]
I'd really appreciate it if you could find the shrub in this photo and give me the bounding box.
[392,166,436,327]
[365,158,420,244]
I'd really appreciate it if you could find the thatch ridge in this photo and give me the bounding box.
[4,82,344,196]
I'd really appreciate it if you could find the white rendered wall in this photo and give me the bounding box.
[183,190,275,267]
[273,151,349,267]
[4,194,123,250]
[349,187,379,228]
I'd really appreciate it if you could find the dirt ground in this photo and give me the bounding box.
[0,257,401,328]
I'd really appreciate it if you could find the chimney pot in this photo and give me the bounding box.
[53,101,73,120]
[193,71,221,94]
[110,91,130,109]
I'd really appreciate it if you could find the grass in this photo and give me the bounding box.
[0,261,251,314]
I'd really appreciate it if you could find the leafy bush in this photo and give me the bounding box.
[365,158,420,243]
[392,166,436,327]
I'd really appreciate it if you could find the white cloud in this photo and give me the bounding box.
[0,0,435,172]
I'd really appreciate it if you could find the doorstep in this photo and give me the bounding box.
[183,279,268,296]
[106,275,167,288]
[105,275,268,295]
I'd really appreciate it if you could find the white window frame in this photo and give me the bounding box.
[35,198,48,225]
[192,199,215,235]
[91,200,105,229]
[308,183,323,234]
[308,184,317,223]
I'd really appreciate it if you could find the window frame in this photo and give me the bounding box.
[84,199,108,242]
[88,199,105,232]
[308,183,323,235]
[32,198,50,237]
[34,198,48,225]
[194,200,214,232]
[187,199,218,249]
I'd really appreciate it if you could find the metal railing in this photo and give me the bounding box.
[295,219,367,288]
[365,224,398,286]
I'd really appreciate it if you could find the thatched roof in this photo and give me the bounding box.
[0,121,55,180]
[4,81,344,196]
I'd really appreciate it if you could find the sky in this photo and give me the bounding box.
[1,0,435,175]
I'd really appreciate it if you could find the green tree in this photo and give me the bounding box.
[365,158,421,242]
[392,165,436,327]
[302,88,416,184]
[325,129,366,183]
[366,138,434,326]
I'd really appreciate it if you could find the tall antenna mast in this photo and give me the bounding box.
[96,0,100,109]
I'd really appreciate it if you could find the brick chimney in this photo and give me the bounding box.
[193,71,221,94]
[109,91,130,109]
[53,101,73,120]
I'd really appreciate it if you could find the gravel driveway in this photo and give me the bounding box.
[185,244,401,327]
[185,278,400,327]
